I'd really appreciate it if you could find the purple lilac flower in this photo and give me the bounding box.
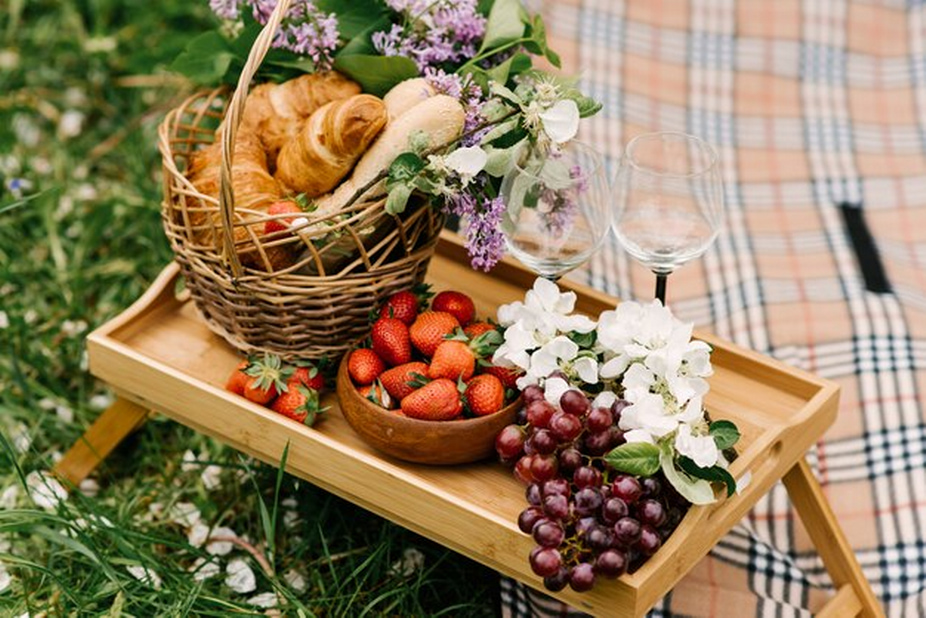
[210,0,242,20]
[540,165,586,238]
[424,68,487,146]
[466,196,507,271]
[242,0,340,68]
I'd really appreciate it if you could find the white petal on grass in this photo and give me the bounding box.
[0,485,20,509]
[0,562,11,592]
[284,569,307,592]
[11,425,31,453]
[88,393,114,410]
[200,465,223,491]
[538,99,579,144]
[58,110,85,139]
[168,502,201,528]
[389,547,425,578]
[126,565,162,590]
[0,311,8,329]
[225,558,257,593]
[205,527,237,556]
[181,450,199,472]
[55,405,74,424]
[187,522,209,548]
[283,510,301,530]
[189,557,221,582]
[247,592,278,608]
[26,471,68,510]
[79,478,99,498]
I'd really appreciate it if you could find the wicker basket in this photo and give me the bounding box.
[157,0,445,361]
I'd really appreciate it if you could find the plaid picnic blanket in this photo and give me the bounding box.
[501,1,926,616]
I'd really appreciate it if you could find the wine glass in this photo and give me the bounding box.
[612,131,724,304]
[500,141,610,282]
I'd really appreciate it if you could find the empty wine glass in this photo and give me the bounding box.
[612,131,724,304]
[501,141,610,282]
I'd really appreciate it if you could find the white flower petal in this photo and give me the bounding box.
[542,377,571,406]
[225,558,257,593]
[126,565,162,590]
[26,471,68,510]
[539,99,579,144]
[622,429,656,444]
[389,548,425,577]
[444,146,487,177]
[572,357,599,384]
[200,465,223,491]
[674,424,719,468]
[543,336,578,360]
[284,569,308,592]
[190,557,221,582]
[0,562,10,593]
[591,391,617,410]
[187,522,209,548]
[205,527,237,556]
[168,502,201,528]
[247,592,278,608]
[0,485,20,509]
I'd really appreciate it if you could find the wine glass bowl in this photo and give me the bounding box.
[501,141,610,281]
[612,132,724,301]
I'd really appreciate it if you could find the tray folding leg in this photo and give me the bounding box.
[53,397,150,486]
[784,459,884,618]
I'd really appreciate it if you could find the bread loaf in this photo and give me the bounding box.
[274,94,388,197]
[382,78,436,120]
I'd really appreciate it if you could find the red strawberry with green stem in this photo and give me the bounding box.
[432,291,475,326]
[242,353,292,405]
[371,317,412,366]
[225,360,250,395]
[400,379,463,420]
[481,364,523,390]
[465,374,505,416]
[264,200,303,235]
[358,380,393,408]
[409,311,460,357]
[428,340,475,381]
[348,348,386,385]
[289,362,325,392]
[271,384,326,426]
[380,361,429,401]
[379,284,432,325]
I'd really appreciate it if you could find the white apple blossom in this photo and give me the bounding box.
[591,391,617,410]
[225,558,257,593]
[674,424,719,469]
[542,377,573,406]
[444,146,487,179]
[539,99,579,144]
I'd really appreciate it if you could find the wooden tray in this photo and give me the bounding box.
[85,232,839,617]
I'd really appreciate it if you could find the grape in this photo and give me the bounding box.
[594,549,628,579]
[558,448,583,473]
[583,430,611,456]
[543,567,570,592]
[608,426,626,448]
[495,425,526,461]
[515,405,528,425]
[575,516,597,538]
[542,494,570,520]
[514,455,535,484]
[587,525,613,551]
[613,517,642,547]
[560,390,590,417]
[636,524,661,556]
[526,483,542,506]
[530,455,558,483]
[664,506,684,529]
[568,563,596,592]
[542,478,571,499]
[637,499,667,527]
[533,520,566,548]
[574,487,603,516]
[549,411,583,442]
[641,477,662,498]
[611,475,643,504]
[526,400,556,429]
[522,384,544,405]
[610,399,629,421]
[601,497,629,525]
[531,429,558,455]
[518,507,545,534]
[530,547,563,577]
[587,407,614,433]
[573,466,602,489]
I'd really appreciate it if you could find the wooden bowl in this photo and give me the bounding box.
[336,354,521,465]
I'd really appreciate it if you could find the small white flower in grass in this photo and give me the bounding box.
[73,183,97,201]
[247,592,278,608]
[539,99,579,144]
[674,424,719,469]
[0,49,18,70]
[57,110,85,139]
[0,485,20,509]
[200,465,223,491]
[389,548,425,578]
[88,393,114,410]
[0,561,10,593]
[190,557,221,582]
[79,478,99,498]
[187,522,209,548]
[226,558,256,593]
[205,527,237,556]
[26,471,68,510]
[126,565,162,590]
[11,425,31,453]
[38,398,55,411]
[31,156,52,176]
[168,502,201,528]
[284,569,307,592]
[22,309,37,324]
[283,509,300,530]
[55,405,73,424]
[444,146,487,180]
[0,311,8,329]
[181,450,201,472]
[60,319,87,338]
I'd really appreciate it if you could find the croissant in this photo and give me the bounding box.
[229,71,361,164]
[274,94,388,197]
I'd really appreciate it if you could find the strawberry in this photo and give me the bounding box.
[465,374,505,416]
[432,291,475,326]
[482,364,523,390]
[264,200,303,235]
[358,380,393,408]
[242,354,292,405]
[347,348,386,385]
[379,361,429,401]
[225,360,250,395]
[289,364,325,392]
[428,340,475,381]
[409,311,460,357]
[379,284,431,325]
[400,379,463,420]
[271,384,325,426]
[464,322,495,339]
[371,317,412,366]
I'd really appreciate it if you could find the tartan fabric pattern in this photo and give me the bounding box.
[500,0,926,616]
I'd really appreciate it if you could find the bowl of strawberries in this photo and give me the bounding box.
[336,288,522,465]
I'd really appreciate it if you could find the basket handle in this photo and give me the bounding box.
[218,0,293,279]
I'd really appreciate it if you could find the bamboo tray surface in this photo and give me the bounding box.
[87,232,838,617]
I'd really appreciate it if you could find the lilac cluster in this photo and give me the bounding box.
[372,0,486,71]
[446,192,506,271]
[541,165,587,238]
[211,0,340,68]
[424,68,486,146]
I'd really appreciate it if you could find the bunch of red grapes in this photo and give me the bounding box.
[495,382,691,593]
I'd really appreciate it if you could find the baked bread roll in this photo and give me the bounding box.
[382,78,436,120]
[274,94,388,197]
[314,94,466,213]
[229,71,361,164]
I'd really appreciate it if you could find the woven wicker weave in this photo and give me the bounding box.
[157,0,444,361]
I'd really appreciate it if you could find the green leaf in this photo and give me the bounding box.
[677,457,737,497]
[572,94,602,118]
[660,447,716,505]
[709,420,741,450]
[317,0,388,39]
[385,183,414,215]
[604,442,661,477]
[545,46,562,69]
[484,138,525,177]
[568,330,596,349]
[336,16,391,58]
[333,54,418,97]
[480,0,526,52]
[387,152,426,185]
[479,117,520,145]
[485,52,532,86]
[169,32,235,85]
[489,81,523,106]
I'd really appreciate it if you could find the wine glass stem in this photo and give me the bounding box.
[654,272,668,305]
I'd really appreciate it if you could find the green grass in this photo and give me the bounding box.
[0,2,496,615]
